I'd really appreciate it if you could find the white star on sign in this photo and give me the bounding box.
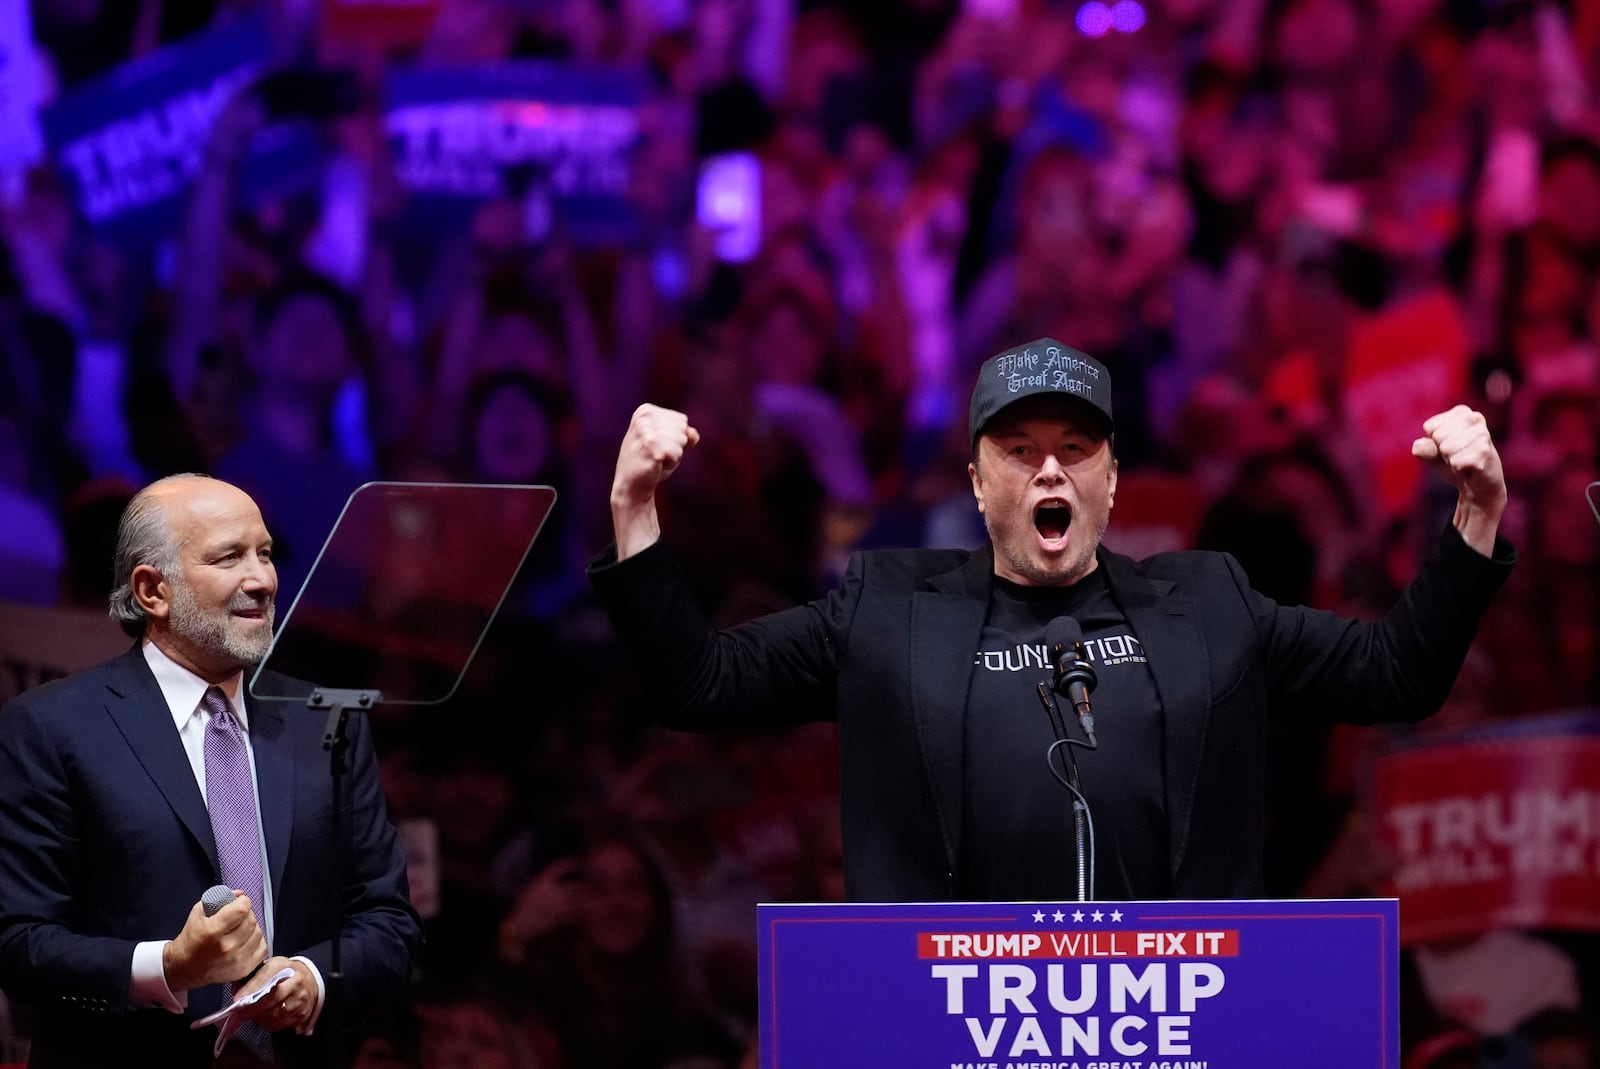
[1033,910,1045,922]
[1110,910,1124,922]
[1091,910,1105,922]
[1052,910,1065,922]
[1071,910,1085,922]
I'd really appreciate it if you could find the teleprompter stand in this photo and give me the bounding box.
[250,482,557,1067]
[308,686,381,994]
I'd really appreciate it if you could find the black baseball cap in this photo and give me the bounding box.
[968,337,1114,451]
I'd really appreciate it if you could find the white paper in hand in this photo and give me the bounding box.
[189,966,295,1056]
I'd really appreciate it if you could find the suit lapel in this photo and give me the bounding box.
[1097,550,1212,885]
[102,648,218,866]
[245,697,296,905]
[103,649,301,908]
[910,547,995,887]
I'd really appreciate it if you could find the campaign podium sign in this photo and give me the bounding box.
[758,899,1399,1068]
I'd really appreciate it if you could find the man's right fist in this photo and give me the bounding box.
[609,404,700,561]
[611,404,700,510]
[162,891,267,993]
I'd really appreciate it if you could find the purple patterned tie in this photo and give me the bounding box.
[201,687,274,1063]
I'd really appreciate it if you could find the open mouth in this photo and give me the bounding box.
[1034,501,1072,547]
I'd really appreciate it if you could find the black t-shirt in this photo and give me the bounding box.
[961,568,1170,901]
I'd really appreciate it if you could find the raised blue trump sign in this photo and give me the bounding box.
[384,63,643,245]
[759,899,1398,1068]
[40,15,321,249]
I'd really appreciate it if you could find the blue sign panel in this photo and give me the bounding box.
[40,15,321,249]
[384,63,644,246]
[759,899,1399,1068]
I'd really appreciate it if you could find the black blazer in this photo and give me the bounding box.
[591,527,1513,902]
[0,646,421,1068]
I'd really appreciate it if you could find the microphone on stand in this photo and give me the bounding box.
[1037,618,1099,902]
[1045,617,1099,748]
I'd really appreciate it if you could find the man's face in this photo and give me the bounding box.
[149,482,278,680]
[969,399,1116,586]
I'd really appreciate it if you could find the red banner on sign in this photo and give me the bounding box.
[1372,714,1600,945]
[915,930,1242,959]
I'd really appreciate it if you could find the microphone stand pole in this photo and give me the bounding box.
[1037,682,1093,903]
[1066,748,1090,903]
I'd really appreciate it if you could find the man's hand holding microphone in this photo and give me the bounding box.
[161,888,264,994]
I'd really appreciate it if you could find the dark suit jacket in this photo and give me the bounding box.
[591,527,1514,902]
[0,646,421,1068]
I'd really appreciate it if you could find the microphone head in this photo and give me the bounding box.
[1045,616,1084,673]
[201,884,235,917]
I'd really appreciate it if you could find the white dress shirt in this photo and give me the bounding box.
[128,641,324,1033]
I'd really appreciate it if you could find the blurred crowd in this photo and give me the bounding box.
[2,0,1599,1065]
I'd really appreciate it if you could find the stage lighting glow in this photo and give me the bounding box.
[1076,1,1112,37]
[1111,0,1146,33]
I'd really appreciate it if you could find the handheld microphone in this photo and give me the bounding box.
[1045,617,1098,748]
[201,884,235,917]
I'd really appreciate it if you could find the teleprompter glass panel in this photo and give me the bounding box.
[249,482,556,706]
